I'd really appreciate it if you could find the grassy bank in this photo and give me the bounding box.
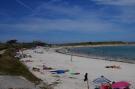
[0,46,40,83]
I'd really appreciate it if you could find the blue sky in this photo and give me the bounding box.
[0,0,135,43]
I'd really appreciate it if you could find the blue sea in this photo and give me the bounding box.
[70,45,135,63]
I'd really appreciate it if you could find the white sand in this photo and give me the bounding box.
[0,49,5,54]
[21,47,135,89]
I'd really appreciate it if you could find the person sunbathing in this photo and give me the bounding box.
[43,65,53,70]
[105,65,121,69]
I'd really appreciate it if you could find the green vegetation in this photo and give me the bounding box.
[0,43,7,50]
[0,40,42,83]
[0,39,54,89]
[0,40,50,50]
[56,41,128,46]
[0,48,40,82]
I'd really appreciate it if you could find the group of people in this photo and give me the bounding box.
[83,73,130,89]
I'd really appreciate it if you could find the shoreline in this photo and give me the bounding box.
[55,45,135,64]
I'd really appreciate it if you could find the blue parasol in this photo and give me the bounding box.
[93,76,111,84]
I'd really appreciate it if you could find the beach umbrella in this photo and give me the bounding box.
[112,81,130,89]
[93,76,111,84]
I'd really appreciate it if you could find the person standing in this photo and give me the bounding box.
[84,73,88,81]
[84,73,90,89]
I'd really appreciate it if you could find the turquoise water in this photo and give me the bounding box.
[70,46,135,63]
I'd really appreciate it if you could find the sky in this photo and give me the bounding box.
[0,0,135,43]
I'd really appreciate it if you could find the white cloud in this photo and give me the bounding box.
[30,2,86,18]
[1,0,134,33]
[0,1,120,33]
[93,0,135,6]
[92,0,135,23]
[15,0,33,11]
[0,18,116,32]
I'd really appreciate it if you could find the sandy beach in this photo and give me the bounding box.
[21,47,135,89]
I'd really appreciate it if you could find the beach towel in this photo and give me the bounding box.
[50,70,67,74]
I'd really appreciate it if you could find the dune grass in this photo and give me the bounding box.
[0,46,40,83]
